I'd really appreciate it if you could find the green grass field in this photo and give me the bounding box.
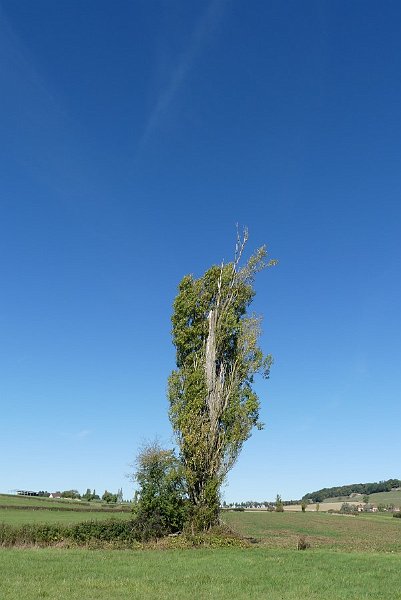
[0,494,130,511]
[0,508,131,526]
[223,510,401,552]
[367,490,401,506]
[323,490,401,507]
[0,494,132,526]
[1,505,401,598]
[0,494,90,508]
[1,547,400,600]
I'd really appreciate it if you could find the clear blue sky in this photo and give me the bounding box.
[1,1,400,502]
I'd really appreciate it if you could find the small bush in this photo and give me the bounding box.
[275,494,284,512]
[131,511,171,541]
[340,502,358,515]
[297,535,310,550]
[69,519,138,544]
[130,442,188,537]
[182,524,250,548]
[393,512,401,519]
[232,507,245,512]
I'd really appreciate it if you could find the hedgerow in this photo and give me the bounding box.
[0,518,248,549]
[0,519,139,547]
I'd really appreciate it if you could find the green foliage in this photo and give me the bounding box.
[393,512,401,518]
[301,501,307,512]
[69,519,137,544]
[131,442,188,539]
[302,479,401,503]
[102,491,118,504]
[82,489,100,502]
[0,519,139,547]
[0,522,68,546]
[82,489,92,501]
[340,503,358,514]
[61,490,80,499]
[0,519,247,549]
[275,494,284,512]
[168,233,276,528]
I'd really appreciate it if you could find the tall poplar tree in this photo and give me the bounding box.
[168,231,277,529]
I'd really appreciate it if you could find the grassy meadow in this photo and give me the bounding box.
[0,508,131,526]
[0,494,87,508]
[322,490,401,507]
[1,547,401,600]
[1,497,401,599]
[0,494,132,526]
[0,494,130,511]
[223,510,401,552]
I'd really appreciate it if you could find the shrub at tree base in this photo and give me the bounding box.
[131,442,188,540]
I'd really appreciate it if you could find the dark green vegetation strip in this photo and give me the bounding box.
[1,547,401,600]
[0,520,141,547]
[303,478,401,503]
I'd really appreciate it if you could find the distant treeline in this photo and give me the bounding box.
[302,479,401,503]
[222,499,300,509]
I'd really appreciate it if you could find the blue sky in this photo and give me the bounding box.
[0,0,400,502]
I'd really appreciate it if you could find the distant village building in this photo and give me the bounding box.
[49,492,62,499]
[16,490,39,497]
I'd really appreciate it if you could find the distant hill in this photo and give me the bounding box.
[302,479,401,503]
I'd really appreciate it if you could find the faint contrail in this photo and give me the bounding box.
[138,0,227,150]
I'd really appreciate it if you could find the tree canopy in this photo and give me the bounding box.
[168,231,277,528]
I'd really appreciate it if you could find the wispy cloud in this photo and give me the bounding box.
[58,429,92,441]
[138,0,227,150]
[75,429,91,440]
[0,5,99,202]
